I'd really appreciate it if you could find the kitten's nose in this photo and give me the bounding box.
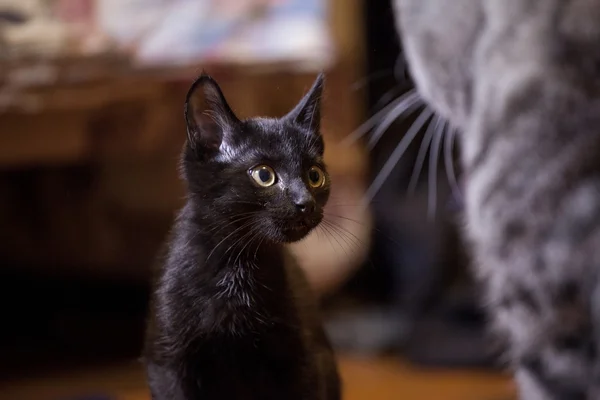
[295,199,315,214]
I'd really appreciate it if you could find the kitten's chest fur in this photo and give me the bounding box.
[200,246,303,335]
[152,221,305,339]
[144,212,333,399]
[183,286,313,399]
[182,259,311,399]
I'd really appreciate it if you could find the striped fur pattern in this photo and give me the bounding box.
[393,1,600,398]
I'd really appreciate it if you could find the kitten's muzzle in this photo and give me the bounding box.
[290,212,321,230]
[295,199,315,214]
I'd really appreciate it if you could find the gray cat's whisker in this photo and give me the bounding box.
[408,113,440,194]
[427,117,445,221]
[350,69,392,91]
[341,89,417,146]
[367,91,422,149]
[362,107,435,208]
[394,54,408,83]
[444,126,462,202]
[373,87,404,112]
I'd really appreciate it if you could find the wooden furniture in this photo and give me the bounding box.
[0,0,369,294]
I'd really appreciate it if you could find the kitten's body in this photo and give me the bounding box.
[144,74,340,400]
[394,1,600,398]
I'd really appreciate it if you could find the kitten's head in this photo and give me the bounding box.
[182,73,329,243]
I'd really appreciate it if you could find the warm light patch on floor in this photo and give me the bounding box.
[1,356,515,400]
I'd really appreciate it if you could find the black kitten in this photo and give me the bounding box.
[143,73,341,400]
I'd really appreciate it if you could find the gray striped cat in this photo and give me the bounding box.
[393,1,600,399]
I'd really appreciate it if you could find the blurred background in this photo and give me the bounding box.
[0,0,514,399]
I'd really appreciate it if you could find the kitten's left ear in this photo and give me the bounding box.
[184,73,240,158]
[285,73,324,134]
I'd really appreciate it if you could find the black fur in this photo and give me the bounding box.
[143,73,341,400]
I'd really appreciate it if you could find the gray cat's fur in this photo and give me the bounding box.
[393,1,600,398]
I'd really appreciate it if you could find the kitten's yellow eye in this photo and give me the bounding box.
[250,165,276,187]
[308,166,326,188]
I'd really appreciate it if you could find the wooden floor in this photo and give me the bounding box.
[1,356,515,400]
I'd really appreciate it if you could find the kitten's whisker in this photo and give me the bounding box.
[223,200,261,205]
[445,126,463,202]
[327,213,404,248]
[206,219,256,239]
[321,221,361,258]
[314,225,322,242]
[318,223,342,261]
[362,107,435,207]
[327,195,382,204]
[342,89,417,146]
[324,212,367,227]
[326,230,356,259]
[239,226,265,265]
[225,225,261,265]
[226,227,259,265]
[319,224,377,271]
[182,230,202,249]
[253,235,265,261]
[408,114,440,194]
[322,221,343,253]
[205,213,257,233]
[367,92,422,149]
[320,230,357,259]
[225,228,250,265]
[322,219,361,249]
[427,118,445,221]
[205,210,258,224]
[206,220,256,263]
[233,228,260,266]
[322,220,363,250]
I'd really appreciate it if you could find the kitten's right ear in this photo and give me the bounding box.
[284,73,324,134]
[184,73,240,158]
